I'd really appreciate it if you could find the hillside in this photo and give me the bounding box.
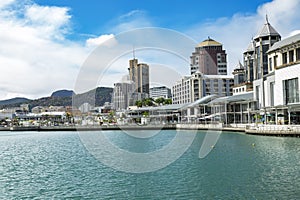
[51,90,75,97]
[0,87,113,109]
[0,97,30,107]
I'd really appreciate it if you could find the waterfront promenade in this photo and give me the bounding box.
[1,123,300,137]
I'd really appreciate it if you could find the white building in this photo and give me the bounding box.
[112,81,135,111]
[254,33,300,124]
[172,71,233,104]
[149,86,171,99]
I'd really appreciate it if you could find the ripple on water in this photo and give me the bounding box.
[0,131,299,199]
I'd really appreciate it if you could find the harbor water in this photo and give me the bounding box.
[0,130,299,199]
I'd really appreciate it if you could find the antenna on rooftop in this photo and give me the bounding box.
[133,45,136,59]
[266,14,269,24]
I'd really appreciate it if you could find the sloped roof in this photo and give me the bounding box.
[245,41,255,53]
[181,95,218,109]
[268,33,300,53]
[235,61,244,69]
[254,21,280,39]
[208,92,254,105]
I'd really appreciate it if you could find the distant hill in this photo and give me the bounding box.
[51,90,75,97]
[0,97,30,106]
[72,87,113,108]
[0,87,113,109]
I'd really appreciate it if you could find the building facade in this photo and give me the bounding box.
[253,33,300,124]
[232,61,253,95]
[149,86,172,99]
[243,18,281,83]
[190,37,227,75]
[128,58,150,95]
[112,81,135,111]
[172,72,233,104]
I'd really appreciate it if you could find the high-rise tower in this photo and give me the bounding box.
[128,58,149,95]
[190,37,227,75]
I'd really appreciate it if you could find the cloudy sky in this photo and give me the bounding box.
[0,0,300,100]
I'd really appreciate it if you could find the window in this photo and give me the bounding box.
[269,57,273,71]
[283,78,299,104]
[289,50,294,63]
[282,52,288,64]
[270,82,275,106]
[256,86,260,108]
[296,48,300,61]
[274,55,278,68]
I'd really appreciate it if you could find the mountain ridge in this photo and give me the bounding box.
[0,87,113,109]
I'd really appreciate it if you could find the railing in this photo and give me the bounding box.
[245,124,300,135]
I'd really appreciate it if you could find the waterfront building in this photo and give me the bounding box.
[232,61,253,95]
[172,71,233,104]
[179,92,257,125]
[128,58,150,95]
[112,81,135,111]
[254,32,300,124]
[149,86,172,99]
[190,37,227,75]
[78,102,93,113]
[0,109,14,119]
[241,17,281,92]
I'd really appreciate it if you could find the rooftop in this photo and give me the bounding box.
[267,33,300,53]
[254,17,280,39]
[197,37,222,47]
[244,41,255,53]
[203,74,234,79]
[182,95,218,109]
[208,92,254,105]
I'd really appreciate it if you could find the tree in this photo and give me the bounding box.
[142,98,153,106]
[135,100,142,107]
[108,111,115,123]
[155,97,165,105]
[164,98,172,105]
[142,111,149,117]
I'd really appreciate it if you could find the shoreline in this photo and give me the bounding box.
[1,124,300,137]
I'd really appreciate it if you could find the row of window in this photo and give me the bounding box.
[233,87,245,93]
[257,78,299,106]
[270,47,300,70]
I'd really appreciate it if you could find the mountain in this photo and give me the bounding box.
[0,97,30,106]
[0,87,113,109]
[51,90,75,97]
[72,87,113,107]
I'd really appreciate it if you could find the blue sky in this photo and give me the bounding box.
[34,0,272,40]
[0,0,300,100]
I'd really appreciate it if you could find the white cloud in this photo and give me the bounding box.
[0,0,15,9]
[111,10,153,33]
[1,0,300,101]
[25,4,71,40]
[86,34,115,48]
[0,1,88,100]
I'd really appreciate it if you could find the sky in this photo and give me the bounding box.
[0,0,300,100]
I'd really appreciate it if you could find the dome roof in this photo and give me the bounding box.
[197,37,222,47]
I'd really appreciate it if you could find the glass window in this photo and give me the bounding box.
[269,57,273,71]
[274,55,278,68]
[289,50,294,63]
[270,82,275,106]
[296,48,300,61]
[282,52,288,64]
[283,78,299,104]
[256,86,260,101]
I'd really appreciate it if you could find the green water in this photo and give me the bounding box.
[0,130,299,199]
